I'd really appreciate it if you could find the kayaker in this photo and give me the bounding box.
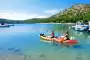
[60,31,70,41]
[51,31,55,38]
[64,31,70,40]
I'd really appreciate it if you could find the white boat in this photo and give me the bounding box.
[0,25,10,27]
[89,21,90,30]
[87,21,90,32]
[0,23,10,27]
[72,21,89,31]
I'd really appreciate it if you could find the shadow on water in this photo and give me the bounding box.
[73,44,83,49]
[38,54,46,60]
[59,44,83,49]
[8,48,15,50]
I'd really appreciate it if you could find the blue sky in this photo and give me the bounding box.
[0,0,90,20]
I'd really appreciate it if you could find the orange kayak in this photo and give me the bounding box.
[40,35,78,45]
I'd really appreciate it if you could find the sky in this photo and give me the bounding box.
[0,0,90,20]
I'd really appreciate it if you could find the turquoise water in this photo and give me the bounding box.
[0,24,90,60]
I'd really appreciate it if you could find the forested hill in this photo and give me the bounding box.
[0,18,24,24]
[24,4,90,23]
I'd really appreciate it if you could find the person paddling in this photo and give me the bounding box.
[51,31,55,38]
[60,31,70,43]
[51,31,56,44]
[64,31,70,40]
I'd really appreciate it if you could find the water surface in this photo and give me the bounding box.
[0,24,90,60]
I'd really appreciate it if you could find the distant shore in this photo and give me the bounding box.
[35,23,75,24]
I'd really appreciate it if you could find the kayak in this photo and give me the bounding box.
[40,34,78,45]
[40,35,53,41]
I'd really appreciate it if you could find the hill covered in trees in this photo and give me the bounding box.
[0,18,24,24]
[24,4,90,23]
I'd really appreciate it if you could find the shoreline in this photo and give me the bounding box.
[7,22,90,25]
[35,23,75,24]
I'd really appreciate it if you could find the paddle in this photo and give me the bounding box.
[37,28,51,37]
[43,28,52,35]
[44,28,48,32]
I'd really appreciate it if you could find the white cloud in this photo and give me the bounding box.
[0,9,64,20]
[59,8,64,12]
[44,9,64,14]
[44,9,59,14]
[37,16,47,18]
[0,12,47,20]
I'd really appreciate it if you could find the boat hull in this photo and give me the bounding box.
[72,25,89,31]
[0,25,10,27]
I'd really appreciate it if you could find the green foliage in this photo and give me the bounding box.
[0,18,24,24]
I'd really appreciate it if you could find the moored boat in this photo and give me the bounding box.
[0,23,10,27]
[0,25,10,27]
[71,21,89,31]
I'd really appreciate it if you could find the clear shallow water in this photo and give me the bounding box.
[0,24,90,60]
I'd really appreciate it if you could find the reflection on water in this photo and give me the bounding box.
[0,24,90,60]
[73,45,83,49]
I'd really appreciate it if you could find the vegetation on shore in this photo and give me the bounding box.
[0,18,24,24]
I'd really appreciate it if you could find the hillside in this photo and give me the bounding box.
[0,18,24,24]
[25,4,90,23]
[51,4,90,23]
